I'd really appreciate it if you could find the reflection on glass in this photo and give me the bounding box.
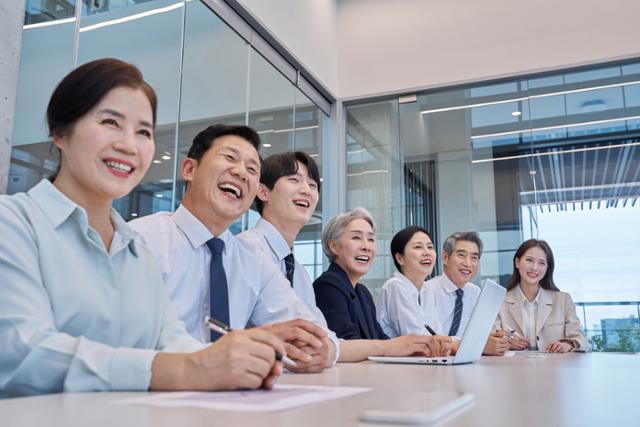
[348,59,640,350]
[10,1,77,195]
[75,0,183,219]
[175,0,250,211]
[248,49,295,157]
[346,100,402,291]
[82,0,159,16]
[293,89,324,278]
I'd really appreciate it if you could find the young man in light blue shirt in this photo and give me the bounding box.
[130,125,337,372]
[239,152,324,320]
[239,152,451,362]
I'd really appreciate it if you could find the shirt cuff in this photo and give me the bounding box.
[110,347,158,391]
[331,336,340,366]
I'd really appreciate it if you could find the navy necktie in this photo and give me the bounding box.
[284,253,295,287]
[448,288,464,336]
[206,237,228,342]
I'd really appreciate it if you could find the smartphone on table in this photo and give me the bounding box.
[359,391,473,425]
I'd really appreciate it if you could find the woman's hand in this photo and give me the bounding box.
[150,328,286,391]
[385,334,452,357]
[507,335,530,350]
[546,341,573,353]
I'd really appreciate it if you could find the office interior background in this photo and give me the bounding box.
[2,0,639,352]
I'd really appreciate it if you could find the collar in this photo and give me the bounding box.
[393,271,420,295]
[439,273,465,294]
[29,179,78,229]
[29,179,139,256]
[255,218,291,261]
[328,262,357,297]
[172,204,231,253]
[519,285,541,306]
[110,210,139,257]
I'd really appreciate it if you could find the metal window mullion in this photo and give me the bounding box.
[71,0,83,67]
[170,0,188,211]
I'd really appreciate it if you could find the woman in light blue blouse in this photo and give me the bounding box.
[0,59,285,397]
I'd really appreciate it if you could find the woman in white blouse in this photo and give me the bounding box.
[377,226,437,337]
[494,239,591,352]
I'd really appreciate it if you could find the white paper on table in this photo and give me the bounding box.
[503,351,516,357]
[526,351,548,359]
[113,384,370,412]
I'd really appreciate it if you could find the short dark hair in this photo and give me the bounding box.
[506,239,559,292]
[187,124,261,162]
[255,151,321,214]
[390,226,432,271]
[46,58,157,180]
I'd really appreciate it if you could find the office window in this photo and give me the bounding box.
[10,1,77,194]
[346,60,640,351]
[10,0,330,259]
[78,0,184,218]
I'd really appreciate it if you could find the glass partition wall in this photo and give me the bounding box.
[346,60,640,351]
[10,0,327,278]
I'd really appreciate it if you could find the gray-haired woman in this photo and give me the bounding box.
[313,208,451,361]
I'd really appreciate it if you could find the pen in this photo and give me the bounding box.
[204,316,298,367]
[424,324,437,336]
[425,324,453,356]
[503,324,522,338]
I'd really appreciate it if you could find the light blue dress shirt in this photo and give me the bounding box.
[238,218,339,360]
[129,205,327,344]
[0,180,203,397]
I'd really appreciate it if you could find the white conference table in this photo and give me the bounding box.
[2,352,638,427]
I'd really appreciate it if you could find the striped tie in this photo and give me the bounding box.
[448,288,464,336]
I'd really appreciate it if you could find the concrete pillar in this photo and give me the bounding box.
[0,0,26,194]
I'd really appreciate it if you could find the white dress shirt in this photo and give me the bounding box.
[376,271,430,338]
[129,205,323,343]
[238,218,339,361]
[422,273,481,337]
[520,287,540,350]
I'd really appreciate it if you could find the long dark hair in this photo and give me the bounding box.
[506,239,560,291]
[46,58,158,180]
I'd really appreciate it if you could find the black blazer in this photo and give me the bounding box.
[313,262,388,340]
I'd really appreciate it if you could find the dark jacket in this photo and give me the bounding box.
[313,262,388,340]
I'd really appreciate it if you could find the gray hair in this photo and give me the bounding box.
[322,207,376,262]
[442,231,483,258]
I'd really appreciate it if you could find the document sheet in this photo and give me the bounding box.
[114,384,369,412]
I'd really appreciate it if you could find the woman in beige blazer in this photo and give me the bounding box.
[494,239,591,352]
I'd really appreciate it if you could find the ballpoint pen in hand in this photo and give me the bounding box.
[503,324,523,338]
[425,324,453,356]
[204,316,298,367]
[424,324,437,336]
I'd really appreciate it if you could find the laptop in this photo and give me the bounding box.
[369,279,506,365]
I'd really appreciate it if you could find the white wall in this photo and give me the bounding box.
[337,0,640,99]
[237,0,339,96]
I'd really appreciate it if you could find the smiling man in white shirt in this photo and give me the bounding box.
[129,125,336,372]
[423,231,508,355]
